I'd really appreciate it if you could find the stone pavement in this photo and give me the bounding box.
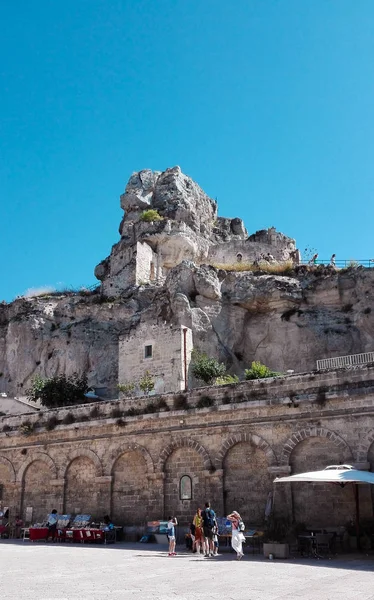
[0,541,373,600]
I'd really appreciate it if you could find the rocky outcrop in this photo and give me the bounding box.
[1,264,374,398]
[1,167,372,400]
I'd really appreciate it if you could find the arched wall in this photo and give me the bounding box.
[159,438,212,472]
[216,432,277,470]
[281,427,353,466]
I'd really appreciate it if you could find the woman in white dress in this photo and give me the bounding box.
[227,511,245,560]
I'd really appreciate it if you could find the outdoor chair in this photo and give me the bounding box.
[315,534,332,557]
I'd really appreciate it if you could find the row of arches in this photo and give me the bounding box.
[0,426,358,486]
[0,426,372,527]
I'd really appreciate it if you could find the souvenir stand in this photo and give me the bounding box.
[65,514,105,543]
[29,514,71,541]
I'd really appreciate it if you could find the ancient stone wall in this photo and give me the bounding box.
[1,366,374,529]
[207,239,294,266]
[119,324,193,394]
[135,242,158,285]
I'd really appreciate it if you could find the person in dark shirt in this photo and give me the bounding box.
[201,502,217,557]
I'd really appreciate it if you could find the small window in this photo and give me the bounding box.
[236,253,243,263]
[179,475,192,500]
[144,345,153,359]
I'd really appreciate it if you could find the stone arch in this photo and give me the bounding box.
[216,432,277,470]
[62,448,102,479]
[108,443,154,476]
[110,444,154,524]
[280,427,353,466]
[158,438,212,472]
[357,429,374,463]
[0,455,16,483]
[17,453,57,483]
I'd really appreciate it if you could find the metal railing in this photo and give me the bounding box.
[316,352,374,371]
[303,260,374,268]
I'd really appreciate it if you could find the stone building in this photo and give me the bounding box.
[0,366,374,529]
[119,324,193,394]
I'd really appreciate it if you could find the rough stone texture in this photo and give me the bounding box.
[119,324,193,394]
[0,366,374,527]
[5,167,369,398]
[1,266,374,400]
[95,166,296,291]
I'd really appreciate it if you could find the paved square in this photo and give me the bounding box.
[0,541,373,600]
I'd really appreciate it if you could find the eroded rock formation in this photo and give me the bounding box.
[0,167,373,398]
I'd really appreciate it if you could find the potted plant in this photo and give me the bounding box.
[263,516,291,559]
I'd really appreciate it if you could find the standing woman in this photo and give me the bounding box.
[227,511,244,560]
[192,508,205,555]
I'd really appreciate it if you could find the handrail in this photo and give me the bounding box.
[317,352,374,371]
[302,259,374,268]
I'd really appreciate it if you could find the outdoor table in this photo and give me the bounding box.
[0,525,8,538]
[29,527,49,541]
[65,528,104,543]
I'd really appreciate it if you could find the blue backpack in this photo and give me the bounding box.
[204,508,215,528]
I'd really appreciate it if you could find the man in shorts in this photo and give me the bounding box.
[202,502,217,557]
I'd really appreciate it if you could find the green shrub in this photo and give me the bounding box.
[215,374,239,386]
[191,350,226,385]
[26,373,88,408]
[139,371,155,396]
[244,361,278,380]
[20,421,35,435]
[117,382,135,395]
[139,209,163,222]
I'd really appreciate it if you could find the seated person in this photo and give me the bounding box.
[102,515,114,531]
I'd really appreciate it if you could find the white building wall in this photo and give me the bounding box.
[119,324,193,395]
[135,242,158,285]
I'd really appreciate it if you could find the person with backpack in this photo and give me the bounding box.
[202,502,217,557]
[227,511,245,560]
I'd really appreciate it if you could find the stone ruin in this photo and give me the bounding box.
[94,166,297,296]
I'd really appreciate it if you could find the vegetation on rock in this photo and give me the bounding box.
[26,373,89,408]
[244,361,279,380]
[191,350,226,385]
[139,209,163,222]
[139,370,155,396]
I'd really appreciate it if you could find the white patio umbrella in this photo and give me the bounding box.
[274,465,374,546]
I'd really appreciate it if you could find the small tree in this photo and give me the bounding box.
[139,371,155,396]
[191,350,226,385]
[244,361,278,380]
[117,382,136,396]
[26,373,88,408]
[139,209,163,222]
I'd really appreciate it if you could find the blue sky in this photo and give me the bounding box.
[1,1,374,301]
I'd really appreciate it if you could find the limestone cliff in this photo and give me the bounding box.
[0,167,373,399]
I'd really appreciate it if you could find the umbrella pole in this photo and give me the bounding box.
[355,484,361,550]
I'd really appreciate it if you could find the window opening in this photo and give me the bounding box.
[179,475,192,500]
[144,345,153,359]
